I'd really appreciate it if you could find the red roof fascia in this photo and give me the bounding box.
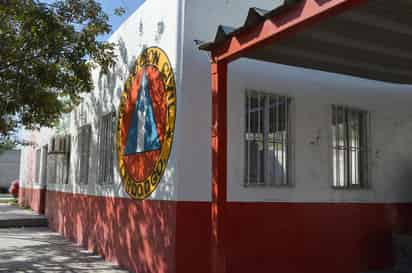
[211,0,367,63]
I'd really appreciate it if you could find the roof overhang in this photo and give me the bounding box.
[200,0,412,84]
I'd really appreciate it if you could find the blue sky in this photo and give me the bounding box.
[42,0,145,40]
[99,0,145,41]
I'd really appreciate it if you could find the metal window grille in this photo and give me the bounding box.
[47,154,57,184]
[41,145,48,185]
[56,153,69,185]
[60,136,70,185]
[47,136,70,184]
[78,124,91,185]
[245,91,291,186]
[332,105,369,188]
[34,149,41,184]
[97,112,115,185]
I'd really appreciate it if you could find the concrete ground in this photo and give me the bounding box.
[0,203,47,228]
[0,227,128,273]
[0,193,13,203]
[0,203,44,220]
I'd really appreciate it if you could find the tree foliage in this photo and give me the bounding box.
[0,138,16,155]
[0,0,124,141]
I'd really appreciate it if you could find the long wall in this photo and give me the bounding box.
[18,0,212,272]
[18,0,412,273]
[19,128,52,212]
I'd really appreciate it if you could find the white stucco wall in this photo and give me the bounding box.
[180,0,412,202]
[226,59,412,203]
[19,127,54,190]
[44,0,183,201]
[178,0,286,201]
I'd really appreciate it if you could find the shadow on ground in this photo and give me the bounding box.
[0,228,128,273]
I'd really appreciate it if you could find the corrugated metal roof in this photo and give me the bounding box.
[199,0,302,51]
[199,0,412,84]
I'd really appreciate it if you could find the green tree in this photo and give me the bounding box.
[0,0,124,144]
[0,138,16,155]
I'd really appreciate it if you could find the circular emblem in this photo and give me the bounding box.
[117,47,176,200]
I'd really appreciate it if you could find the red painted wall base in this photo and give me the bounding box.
[224,202,412,273]
[19,187,46,214]
[45,190,211,273]
[19,188,412,273]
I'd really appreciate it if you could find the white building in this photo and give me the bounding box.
[19,1,412,272]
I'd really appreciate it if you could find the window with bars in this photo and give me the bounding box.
[47,154,57,184]
[244,91,292,186]
[97,112,115,185]
[332,105,369,188]
[56,153,69,184]
[46,136,70,184]
[41,145,48,184]
[78,124,91,185]
[34,149,41,184]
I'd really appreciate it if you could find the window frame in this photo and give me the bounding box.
[34,148,41,184]
[330,105,371,189]
[243,90,293,188]
[46,136,71,185]
[77,124,91,185]
[97,112,116,186]
[41,145,48,185]
[46,153,57,185]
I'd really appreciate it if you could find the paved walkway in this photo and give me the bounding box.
[0,228,128,273]
[0,193,13,202]
[0,204,47,228]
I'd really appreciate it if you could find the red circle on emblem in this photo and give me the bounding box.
[120,65,167,182]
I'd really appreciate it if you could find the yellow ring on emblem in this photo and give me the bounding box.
[116,47,176,200]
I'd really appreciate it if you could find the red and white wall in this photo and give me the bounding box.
[19,128,51,213]
[19,0,412,273]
